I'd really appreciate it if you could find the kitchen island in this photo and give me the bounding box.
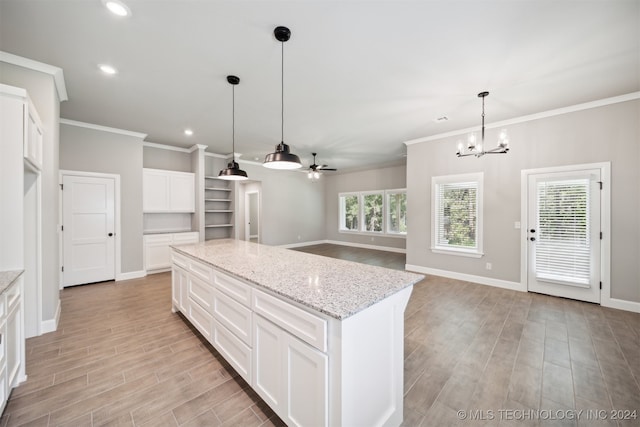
[171,239,423,427]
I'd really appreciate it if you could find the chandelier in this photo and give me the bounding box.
[456,91,509,158]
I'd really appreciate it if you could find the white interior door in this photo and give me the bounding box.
[63,175,115,287]
[527,169,601,303]
[245,191,260,243]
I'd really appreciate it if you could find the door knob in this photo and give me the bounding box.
[530,237,536,241]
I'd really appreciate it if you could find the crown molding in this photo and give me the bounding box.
[204,152,228,159]
[404,91,640,146]
[0,51,68,102]
[61,118,147,139]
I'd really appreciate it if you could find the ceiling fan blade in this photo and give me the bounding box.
[320,168,337,171]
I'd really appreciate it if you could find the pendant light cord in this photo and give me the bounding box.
[481,95,485,143]
[280,38,284,142]
[232,83,235,161]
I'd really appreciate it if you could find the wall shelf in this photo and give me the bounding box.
[204,176,233,239]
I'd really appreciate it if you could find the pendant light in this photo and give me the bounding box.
[263,26,302,170]
[456,91,510,158]
[219,75,248,180]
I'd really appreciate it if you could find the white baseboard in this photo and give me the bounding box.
[602,297,640,313]
[40,300,61,334]
[326,240,406,254]
[405,264,524,292]
[116,270,146,281]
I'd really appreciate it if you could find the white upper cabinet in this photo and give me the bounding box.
[143,168,195,213]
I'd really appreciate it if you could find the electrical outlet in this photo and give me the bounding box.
[486,262,492,270]
[371,237,375,242]
[297,235,301,241]
[514,221,521,229]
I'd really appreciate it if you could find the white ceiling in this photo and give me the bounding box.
[1,1,638,171]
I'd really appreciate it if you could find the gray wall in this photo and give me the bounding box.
[234,162,325,246]
[324,164,407,250]
[60,124,144,274]
[143,145,192,172]
[0,62,61,323]
[406,99,640,303]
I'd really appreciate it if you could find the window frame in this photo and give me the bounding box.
[385,189,407,236]
[431,172,484,258]
[338,189,407,238]
[339,192,360,232]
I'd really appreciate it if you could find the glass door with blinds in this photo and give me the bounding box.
[527,169,601,303]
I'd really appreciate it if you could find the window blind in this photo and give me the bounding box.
[536,179,590,286]
[436,181,478,249]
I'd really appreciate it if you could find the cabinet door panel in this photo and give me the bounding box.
[187,298,213,341]
[285,334,328,427]
[144,235,173,271]
[212,319,252,384]
[212,289,252,345]
[169,174,195,212]
[253,315,282,410]
[143,171,170,212]
[172,266,188,313]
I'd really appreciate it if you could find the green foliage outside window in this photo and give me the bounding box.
[343,195,359,230]
[388,193,407,233]
[439,186,476,248]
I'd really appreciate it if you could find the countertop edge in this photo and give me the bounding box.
[171,245,423,320]
[0,270,24,296]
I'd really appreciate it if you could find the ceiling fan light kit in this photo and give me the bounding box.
[219,75,248,181]
[307,152,337,180]
[456,91,510,158]
[263,26,303,170]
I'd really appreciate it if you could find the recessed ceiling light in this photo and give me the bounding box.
[102,0,131,17]
[98,64,117,75]
[184,129,193,136]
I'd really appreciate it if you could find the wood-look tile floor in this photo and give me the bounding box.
[2,244,639,426]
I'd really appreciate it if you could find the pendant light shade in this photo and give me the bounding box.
[263,142,302,170]
[263,26,302,170]
[219,75,248,180]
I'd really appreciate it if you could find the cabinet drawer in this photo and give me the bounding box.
[172,252,189,270]
[253,290,327,352]
[214,271,251,307]
[189,259,213,283]
[173,232,199,245]
[188,276,212,312]
[0,295,5,319]
[212,289,252,345]
[188,298,213,341]
[213,319,252,384]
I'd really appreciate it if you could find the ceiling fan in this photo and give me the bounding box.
[308,153,337,180]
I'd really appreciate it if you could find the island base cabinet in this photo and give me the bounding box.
[253,314,328,427]
[171,265,188,313]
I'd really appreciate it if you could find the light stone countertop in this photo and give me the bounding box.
[0,270,23,295]
[172,239,424,320]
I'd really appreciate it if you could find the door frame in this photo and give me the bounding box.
[245,190,260,243]
[58,170,121,289]
[520,162,610,304]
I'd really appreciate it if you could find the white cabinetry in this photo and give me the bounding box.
[0,275,26,414]
[144,232,198,273]
[143,168,195,213]
[172,248,412,427]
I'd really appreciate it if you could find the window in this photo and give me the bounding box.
[339,194,359,231]
[363,192,383,232]
[339,189,407,236]
[432,173,483,257]
[386,190,407,235]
